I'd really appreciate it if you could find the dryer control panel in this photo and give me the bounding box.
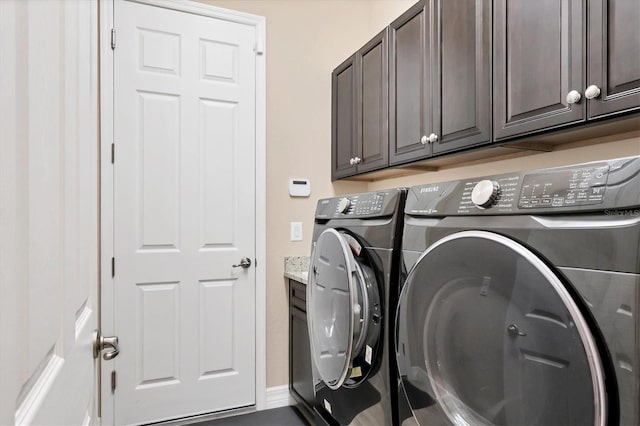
[406,156,640,216]
[315,189,404,219]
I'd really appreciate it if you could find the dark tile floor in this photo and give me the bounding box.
[192,406,310,426]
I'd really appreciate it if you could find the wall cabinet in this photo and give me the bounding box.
[587,0,640,119]
[331,30,389,180]
[494,0,640,140]
[493,0,585,140]
[289,280,314,417]
[389,0,491,166]
[331,0,639,180]
[388,0,434,165]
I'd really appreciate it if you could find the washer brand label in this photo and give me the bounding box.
[420,186,439,193]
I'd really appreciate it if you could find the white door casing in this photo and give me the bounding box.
[103,1,266,424]
[0,1,100,425]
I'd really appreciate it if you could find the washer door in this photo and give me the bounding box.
[396,231,606,426]
[308,229,380,390]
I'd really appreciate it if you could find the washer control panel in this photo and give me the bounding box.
[406,157,640,216]
[518,164,609,208]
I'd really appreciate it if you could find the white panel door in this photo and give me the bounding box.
[113,1,257,424]
[0,1,99,425]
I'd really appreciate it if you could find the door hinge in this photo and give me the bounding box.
[253,38,264,55]
[111,29,116,50]
[111,257,115,278]
[111,143,115,164]
[111,370,117,393]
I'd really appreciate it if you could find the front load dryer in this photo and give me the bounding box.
[396,157,640,426]
[307,189,406,425]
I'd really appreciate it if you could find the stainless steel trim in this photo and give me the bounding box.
[532,215,640,229]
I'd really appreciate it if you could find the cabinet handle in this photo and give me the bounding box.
[428,133,439,144]
[566,90,582,105]
[585,85,601,100]
[420,135,428,145]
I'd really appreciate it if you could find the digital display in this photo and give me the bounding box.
[518,165,609,208]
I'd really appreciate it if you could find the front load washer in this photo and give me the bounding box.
[396,157,640,426]
[307,189,406,425]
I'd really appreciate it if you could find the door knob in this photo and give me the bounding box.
[233,257,252,268]
[585,85,601,100]
[93,330,119,361]
[566,90,581,104]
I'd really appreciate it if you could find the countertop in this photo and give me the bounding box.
[284,256,309,285]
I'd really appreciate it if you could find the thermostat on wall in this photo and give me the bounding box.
[289,178,311,197]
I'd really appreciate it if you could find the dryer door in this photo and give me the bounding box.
[396,231,607,426]
[308,229,381,390]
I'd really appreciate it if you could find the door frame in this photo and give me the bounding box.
[99,0,267,423]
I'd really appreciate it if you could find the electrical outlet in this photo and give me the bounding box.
[290,222,303,241]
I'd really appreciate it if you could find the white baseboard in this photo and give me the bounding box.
[264,384,294,410]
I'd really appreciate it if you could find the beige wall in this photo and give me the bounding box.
[199,0,413,388]
[200,0,640,391]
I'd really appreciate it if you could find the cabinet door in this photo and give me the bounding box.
[356,29,389,174]
[290,306,314,407]
[494,0,585,140]
[389,0,436,165]
[587,0,640,118]
[434,0,492,155]
[332,55,357,180]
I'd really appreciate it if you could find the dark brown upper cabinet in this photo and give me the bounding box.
[434,0,492,155]
[587,0,640,119]
[331,55,358,180]
[495,0,640,140]
[356,29,389,174]
[389,0,435,165]
[389,0,492,166]
[331,30,389,180]
[494,0,586,140]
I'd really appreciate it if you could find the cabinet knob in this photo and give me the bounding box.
[585,85,601,100]
[428,133,438,144]
[420,135,428,145]
[354,157,362,164]
[349,158,355,165]
[566,90,581,105]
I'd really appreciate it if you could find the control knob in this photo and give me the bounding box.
[337,197,352,213]
[471,180,500,208]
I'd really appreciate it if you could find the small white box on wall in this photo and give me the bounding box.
[289,178,311,197]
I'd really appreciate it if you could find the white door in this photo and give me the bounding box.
[0,0,99,425]
[112,1,257,424]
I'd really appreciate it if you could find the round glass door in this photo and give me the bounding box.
[396,231,606,426]
[308,229,381,390]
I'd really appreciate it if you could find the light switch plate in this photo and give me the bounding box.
[290,222,303,241]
